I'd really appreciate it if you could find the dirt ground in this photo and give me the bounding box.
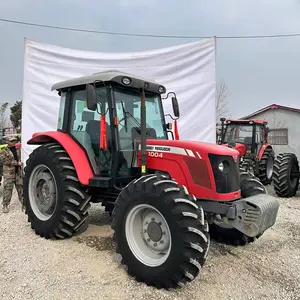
[0,186,299,300]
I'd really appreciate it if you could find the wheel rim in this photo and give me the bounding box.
[266,157,274,180]
[125,204,172,267]
[28,164,58,221]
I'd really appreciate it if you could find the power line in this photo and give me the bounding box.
[0,18,209,39]
[1,17,300,39]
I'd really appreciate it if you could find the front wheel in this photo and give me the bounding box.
[111,174,210,289]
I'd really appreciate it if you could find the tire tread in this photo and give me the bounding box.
[258,147,274,185]
[273,152,299,197]
[111,174,209,289]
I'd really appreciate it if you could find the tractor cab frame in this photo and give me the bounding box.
[52,70,179,190]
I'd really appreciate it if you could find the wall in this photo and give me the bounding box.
[249,109,300,159]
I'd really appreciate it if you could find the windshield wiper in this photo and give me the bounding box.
[121,101,128,132]
[122,110,151,136]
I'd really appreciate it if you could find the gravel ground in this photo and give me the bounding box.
[0,186,299,300]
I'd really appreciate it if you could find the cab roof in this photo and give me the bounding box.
[51,69,165,94]
[225,118,268,125]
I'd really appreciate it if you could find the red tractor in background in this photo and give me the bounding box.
[218,118,275,185]
[23,70,279,289]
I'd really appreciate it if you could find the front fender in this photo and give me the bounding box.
[27,131,94,185]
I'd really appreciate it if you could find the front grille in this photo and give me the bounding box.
[208,154,240,194]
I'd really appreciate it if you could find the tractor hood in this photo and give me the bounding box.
[135,139,241,200]
[142,139,239,161]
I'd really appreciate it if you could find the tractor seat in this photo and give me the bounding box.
[86,119,112,175]
[86,119,111,156]
[131,126,157,142]
[86,119,127,175]
[243,137,253,146]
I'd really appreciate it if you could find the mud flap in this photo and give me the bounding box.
[229,194,280,237]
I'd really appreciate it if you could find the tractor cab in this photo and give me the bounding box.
[52,70,179,188]
[219,118,269,158]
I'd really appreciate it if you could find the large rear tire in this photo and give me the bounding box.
[209,171,267,246]
[273,153,299,197]
[23,142,91,239]
[111,174,210,289]
[258,147,275,185]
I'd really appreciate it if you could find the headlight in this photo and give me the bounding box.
[158,85,165,93]
[122,77,131,85]
[218,162,224,172]
[217,160,230,173]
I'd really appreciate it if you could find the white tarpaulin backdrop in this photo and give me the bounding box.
[22,37,216,163]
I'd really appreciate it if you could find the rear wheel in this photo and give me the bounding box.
[111,174,209,289]
[210,171,267,246]
[23,142,91,239]
[258,147,274,185]
[273,153,299,197]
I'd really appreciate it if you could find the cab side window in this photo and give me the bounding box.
[57,92,66,130]
[68,87,112,175]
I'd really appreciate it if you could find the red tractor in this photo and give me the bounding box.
[23,70,279,289]
[218,118,275,185]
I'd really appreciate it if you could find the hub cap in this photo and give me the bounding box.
[125,204,171,267]
[28,165,58,221]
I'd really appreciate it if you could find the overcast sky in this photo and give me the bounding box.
[1,0,300,118]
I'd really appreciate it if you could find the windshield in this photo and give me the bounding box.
[224,124,255,144]
[114,86,167,145]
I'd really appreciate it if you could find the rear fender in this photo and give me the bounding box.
[258,144,273,160]
[27,131,94,185]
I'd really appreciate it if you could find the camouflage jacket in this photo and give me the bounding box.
[0,147,22,178]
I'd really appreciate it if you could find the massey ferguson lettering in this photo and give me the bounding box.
[142,145,189,157]
[154,146,171,152]
[146,146,171,152]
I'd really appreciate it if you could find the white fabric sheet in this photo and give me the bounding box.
[21,38,216,163]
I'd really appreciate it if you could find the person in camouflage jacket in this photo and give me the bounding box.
[0,136,23,213]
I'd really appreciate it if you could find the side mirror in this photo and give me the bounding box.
[86,83,97,111]
[172,97,180,118]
